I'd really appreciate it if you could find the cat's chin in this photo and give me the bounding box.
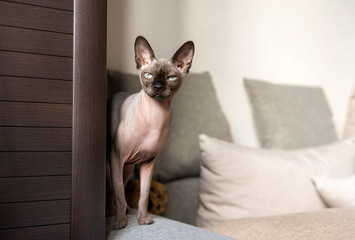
[152,94,169,100]
[145,91,170,100]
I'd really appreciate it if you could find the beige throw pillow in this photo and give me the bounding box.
[312,175,355,208]
[344,84,355,138]
[197,134,355,227]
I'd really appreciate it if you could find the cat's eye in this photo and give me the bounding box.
[168,75,178,81]
[144,72,153,79]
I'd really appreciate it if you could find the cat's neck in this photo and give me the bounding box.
[137,89,173,112]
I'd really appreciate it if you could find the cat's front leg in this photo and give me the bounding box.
[110,150,127,230]
[137,159,155,225]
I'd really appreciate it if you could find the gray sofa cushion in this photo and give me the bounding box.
[107,71,141,98]
[106,215,234,240]
[108,70,232,182]
[163,177,200,226]
[244,79,338,149]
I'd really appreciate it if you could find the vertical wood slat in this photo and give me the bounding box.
[72,0,107,239]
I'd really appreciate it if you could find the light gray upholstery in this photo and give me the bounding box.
[244,79,338,149]
[106,215,234,240]
[107,70,141,98]
[163,177,200,226]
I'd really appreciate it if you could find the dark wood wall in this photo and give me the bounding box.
[71,0,107,239]
[0,0,73,239]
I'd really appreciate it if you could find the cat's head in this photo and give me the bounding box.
[134,36,194,100]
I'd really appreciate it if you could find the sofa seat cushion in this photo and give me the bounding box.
[106,215,234,240]
[205,208,355,240]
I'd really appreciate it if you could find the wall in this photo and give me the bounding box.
[0,1,73,238]
[107,0,355,147]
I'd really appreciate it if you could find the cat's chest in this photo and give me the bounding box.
[118,117,171,160]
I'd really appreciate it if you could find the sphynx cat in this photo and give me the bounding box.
[107,36,194,229]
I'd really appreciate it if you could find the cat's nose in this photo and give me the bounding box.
[153,82,165,91]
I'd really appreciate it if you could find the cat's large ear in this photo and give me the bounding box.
[172,41,195,73]
[134,36,155,69]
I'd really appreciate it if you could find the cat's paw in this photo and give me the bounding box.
[112,215,127,230]
[138,215,154,225]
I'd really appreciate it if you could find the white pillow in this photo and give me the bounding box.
[312,175,355,208]
[197,134,355,227]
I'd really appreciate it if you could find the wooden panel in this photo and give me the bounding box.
[0,176,71,203]
[0,127,72,151]
[0,1,73,34]
[0,152,71,177]
[0,224,70,240]
[0,200,70,229]
[0,26,72,57]
[0,76,72,104]
[0,102,72,127]
[6,0,73,11]
[0,51,72,80]
[72,0,107,239]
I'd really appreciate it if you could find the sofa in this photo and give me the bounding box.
[106,70,355,239]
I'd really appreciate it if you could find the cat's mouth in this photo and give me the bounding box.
[153,93,169,100]
[154,94,162,99]
[144,88,171,100]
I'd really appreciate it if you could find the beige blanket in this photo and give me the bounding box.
[206,208,355,240]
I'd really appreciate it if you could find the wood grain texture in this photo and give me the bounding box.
[0,76,72,104]
[0,0,74,237]
[0,1,73,34]
[0,152,71,177]
[0,224,70,240]
[72,0,107,239]
[0,176,71,203]
[5,0,73,11]
[0,102,72,127]
[0,26,73,57]
[0,200,70,229]
[0,51,72,80]
[0,127,72,151]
